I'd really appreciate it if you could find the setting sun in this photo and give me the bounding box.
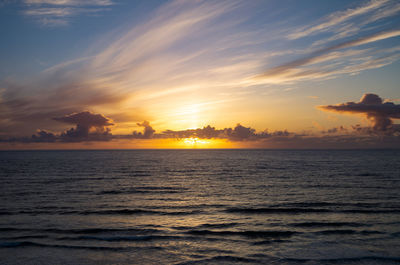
[173,137,232,149]
[183,137,208,146]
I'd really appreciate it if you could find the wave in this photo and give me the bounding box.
[0,227,160,235]
[284,256,400,263]
[226,207,331,214]
[0,227,30,232]
[0,209,204,216]
[315,229,383,235]
[175,255,258,264]
[0,241,162,251]
[76,209,157,215]
[0,241,122,250]
[57,235,182,242]
[196,222,240,229]
[97,186,188,195]
[226,207,400,214]
[340,209,400,214]
[291,221,368,227]
[0,235,48,240]
[8,207,400,216]
[186,230,297,238]
[172,222,240,231]
[45,227,161,234]
[280,202,386,207]
[252,239,288,245]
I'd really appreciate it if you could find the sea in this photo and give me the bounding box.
[0,150,399,264]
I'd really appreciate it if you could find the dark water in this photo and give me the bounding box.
[0,150,400,264]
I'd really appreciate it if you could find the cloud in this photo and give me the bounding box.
[160,123,290,142]
[224,124,258,141]
[53,111,113,127]
[288,0,397,40]
[319,93,400,130]
[2,0,400,143]
[22,0,113,26]
[132,120,155,139]
[1,0,245,136]
[24,0,113,5]
[53,111,113,141]
[1,114,400,149]
[162,125,223,140]
[31,129,57,142]
[0,111,115,142]
[256,30,400,83]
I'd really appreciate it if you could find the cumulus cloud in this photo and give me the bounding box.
[162,125,224,140]
[160,123,290,141]
[1,114,400,149]
[31,129,57,142]
[0,111,115,143]
[319,93,400,130]
[53,111,113,127]
[52,111,113,141]
[132,121,156,139]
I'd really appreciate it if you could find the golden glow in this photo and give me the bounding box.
[3,138,232,150]
[183,137,208,146]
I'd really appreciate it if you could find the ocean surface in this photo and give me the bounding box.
[0,150,400,264]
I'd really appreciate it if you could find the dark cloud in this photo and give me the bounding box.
[54,111,113,127]
[1,112,400,149]
[0,75,129,137]
[31,130,57,142]
[160,123,290,141]
[53,111,113,142]
[162,125,224,139]
[0,111,114,143]
[321,126,347,134]
[225,124,257,141]
[131,121,156,139]
[319,93,400,130]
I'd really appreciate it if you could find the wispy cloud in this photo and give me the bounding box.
[256,30,400,84]
[24,0,113,5]
[288,0,396,40]
[1,0,248,135]
[22,0,113,26]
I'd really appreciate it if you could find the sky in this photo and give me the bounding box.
[0,0,400,149]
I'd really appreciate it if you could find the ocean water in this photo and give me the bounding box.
[0,149,399,264]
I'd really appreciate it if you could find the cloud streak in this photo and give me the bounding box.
[22,0,113,26]
[256,30,400,83]
[288,0,397,40]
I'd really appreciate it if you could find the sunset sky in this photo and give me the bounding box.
[1,0,400,149]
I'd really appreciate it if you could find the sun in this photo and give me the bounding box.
[183,137,209,146]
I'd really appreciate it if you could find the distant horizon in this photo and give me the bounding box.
[1,147,400,151]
